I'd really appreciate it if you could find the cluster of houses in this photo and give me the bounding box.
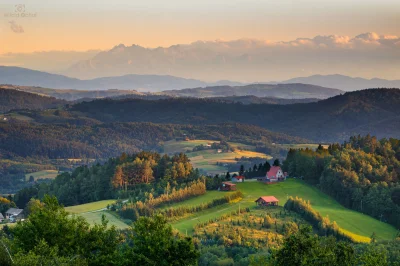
[219,166,286,207]
[228,166,288,185]
[0,208,24,223]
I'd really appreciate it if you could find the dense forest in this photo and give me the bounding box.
[282,135,400,229]
[72,89,400,141]
[0,120,303,193]
[0,88,65,112]
[13,151,203,208]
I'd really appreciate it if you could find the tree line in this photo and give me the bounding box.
[282,135,400,229]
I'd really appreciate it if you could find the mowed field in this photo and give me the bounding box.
[163,140,272,174]
[25,170,58,181]
[65,200,117,214]
[79,212,130,230]
[171,179,398,240]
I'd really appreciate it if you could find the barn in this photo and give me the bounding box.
[219,182,237,191]
[255,196,279,206]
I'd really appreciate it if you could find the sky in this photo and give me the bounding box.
[1,0,400,53]
[0,0,399,81]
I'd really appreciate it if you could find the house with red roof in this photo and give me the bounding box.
[231,175,244,183]
[255,196,279,206]
[219,182,237,191]
[264,166,286,182]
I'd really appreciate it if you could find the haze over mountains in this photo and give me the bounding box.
[282,74,400,91]
[59,32,400,82]
[0,66,241,92]
[0,66,342,99]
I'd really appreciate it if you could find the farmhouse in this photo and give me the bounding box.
[231,175,244,183]
[255,196,279,206]
[219,182,237,191]
[5,208,24,221]
[264,166,286,182]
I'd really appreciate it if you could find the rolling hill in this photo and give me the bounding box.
[283,74,400,91]
[0,66,231,91]
[162,83,342,99]
[71,88,400,142]
[0,88,66,112]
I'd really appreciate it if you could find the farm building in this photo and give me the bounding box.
[219,182,237,191]
[255,196,279,206]
[231,176,244,183]
[0,213,4,222]
[264,166,287,182]
[5,208,24,221]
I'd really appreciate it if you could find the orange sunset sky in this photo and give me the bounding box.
[1,0,400,53]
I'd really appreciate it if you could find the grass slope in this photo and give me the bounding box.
[25,170,58,181]
[65,200,117,214]
[164,140,271,174]
[172,179,397,240]
[78,211,130,230]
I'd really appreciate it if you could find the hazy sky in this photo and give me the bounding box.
[1,0,400,53]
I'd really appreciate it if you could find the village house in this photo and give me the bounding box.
[231,175,244,183]
[219,182,237,191]
[5,208,24,222]
[255,196,279,206]
[264,166,287,183]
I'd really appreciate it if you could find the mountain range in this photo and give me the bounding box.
[0,66,342,99]
[60,33,400,82]
[281,74,400,91]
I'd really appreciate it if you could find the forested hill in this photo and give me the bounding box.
[0,88,66,112]
[72,88,400,142]
[283,135,400,229]
[162,83,342,99]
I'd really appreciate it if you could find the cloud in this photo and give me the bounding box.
[9,21,24,33]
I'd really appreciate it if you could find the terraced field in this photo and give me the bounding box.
[171,179,397,240]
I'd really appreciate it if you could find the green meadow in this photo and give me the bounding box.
[171,179,398,240]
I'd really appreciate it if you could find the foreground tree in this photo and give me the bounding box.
[270,226,387,266]
[125,215,199,266]
[8,195,122,266]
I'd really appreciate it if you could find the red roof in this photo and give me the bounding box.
[222,182,236,186]
[266,166,282,179]
[256,196,279,203]
[234,176,245,180]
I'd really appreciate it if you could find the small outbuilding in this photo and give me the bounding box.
[0,213,4,222]
[231,176,244,183]
[220,182,237,191]
[255,196,279,206]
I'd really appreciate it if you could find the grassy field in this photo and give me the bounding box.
[171,179,398,240]
[164,140,271,174]
[25,170,58,181]
[160,191,236,209]
[65,200,117,214]
[78,211,130,229]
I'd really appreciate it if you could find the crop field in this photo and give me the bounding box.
[65,199,117,214]
[171,179,398,240]
[25,170,58,181]
[164,140,271,175]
